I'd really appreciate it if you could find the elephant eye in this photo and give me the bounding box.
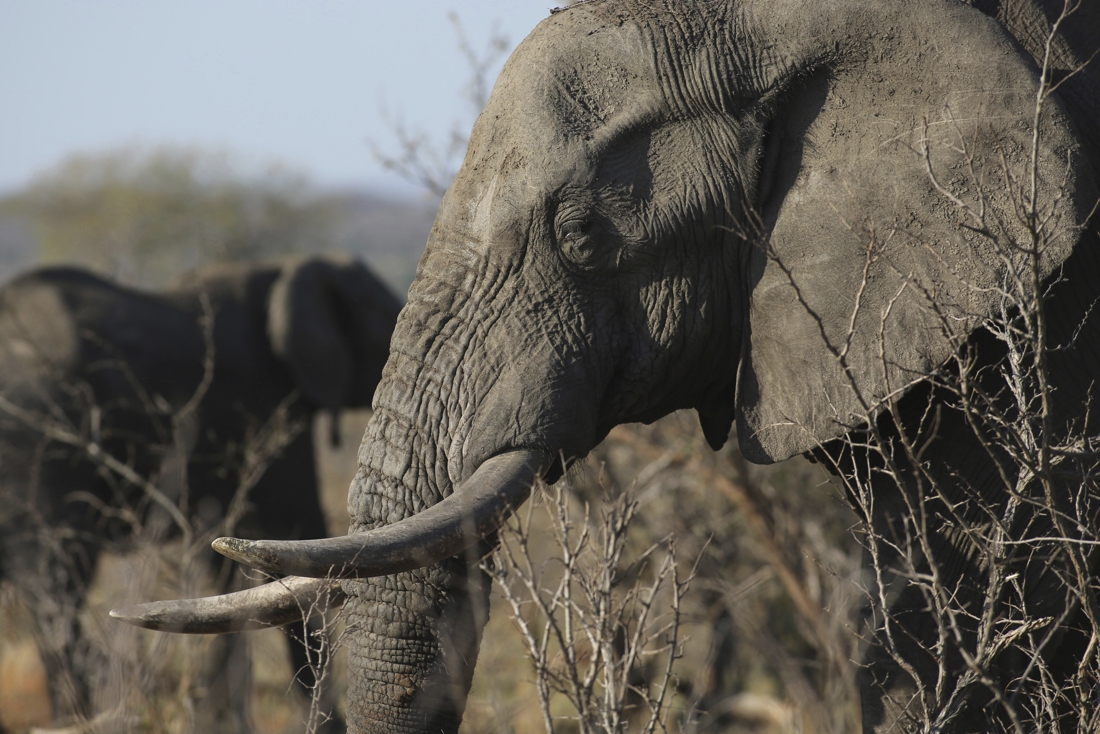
[556,217,600,269]
[560,219,590,241]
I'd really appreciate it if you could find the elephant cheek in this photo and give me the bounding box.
[457,360,602,478]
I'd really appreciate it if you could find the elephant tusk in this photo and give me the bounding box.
[109,576,345,634]
[211,449,551,579]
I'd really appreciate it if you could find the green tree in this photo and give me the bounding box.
[5,146,343,286]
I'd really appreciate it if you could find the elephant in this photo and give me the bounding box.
[114,0,1100,732]
[0,254,400,729]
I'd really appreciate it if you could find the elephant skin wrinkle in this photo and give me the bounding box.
[117,2,1100,732]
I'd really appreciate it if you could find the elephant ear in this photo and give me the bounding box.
[733,0,1096,463]
[268,255,401,416]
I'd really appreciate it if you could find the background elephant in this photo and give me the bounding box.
[0,254,400,729]
[120,1,1100,732]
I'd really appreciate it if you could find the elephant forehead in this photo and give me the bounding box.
[479,6,658,160]
[431,169,532,266]
[450,174,521,257]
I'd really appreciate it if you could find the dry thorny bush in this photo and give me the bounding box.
[0,295,348,733]
[484,471,692,734]
[464,420,863,734]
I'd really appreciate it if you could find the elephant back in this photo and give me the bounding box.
[166,259,298,420]
[167,253,401,414]
[0,267,206,414]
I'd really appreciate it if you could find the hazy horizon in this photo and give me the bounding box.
[1,1,554,198]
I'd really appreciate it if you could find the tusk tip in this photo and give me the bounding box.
[212,536,245,555]
[212,536,281,572]
[109,604,155,628]
[213,536,255,563]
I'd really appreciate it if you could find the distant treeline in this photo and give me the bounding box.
[0,145,438,298]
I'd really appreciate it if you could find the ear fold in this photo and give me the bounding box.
[733,0,1096,462]
[267,255,401,414]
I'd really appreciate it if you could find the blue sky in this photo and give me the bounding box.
[0,1,554,196]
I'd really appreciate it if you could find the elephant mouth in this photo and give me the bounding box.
[109,448,552,633]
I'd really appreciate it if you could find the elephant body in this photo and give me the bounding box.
[119,1,1100,732]
[0,255,400,727]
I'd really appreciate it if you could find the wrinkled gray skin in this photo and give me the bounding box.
[0,255,399,728]
[332,1,1100,731]
[204,1,1100,732]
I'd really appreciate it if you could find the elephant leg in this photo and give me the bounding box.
[860,421,1034,734]
[0,453,106,727]
[4,535,103,726]
[859,469,1089,733]
[250,435,346,729]
[178,552,254,734]
[190,630,253,734]
[857,508,999,730]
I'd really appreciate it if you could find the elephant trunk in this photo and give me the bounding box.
[338,276,525,732]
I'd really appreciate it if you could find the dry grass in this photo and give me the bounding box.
[1,408,860,733]
[0,410,367,734]
[462,412,862,734]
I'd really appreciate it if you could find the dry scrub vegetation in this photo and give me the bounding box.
[0,409,365,734]
[463,416,862,734]
[1,408,858,734]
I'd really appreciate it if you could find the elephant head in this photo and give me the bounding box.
[166,253,399,420]
[115,1,1099,731]
[265,254,399,417]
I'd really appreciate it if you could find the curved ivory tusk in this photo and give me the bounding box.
[212,449,550,579]
[109,576,345,634]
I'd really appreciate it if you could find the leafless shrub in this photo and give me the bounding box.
[370,12,511,197]
[271,572,350,734]
[483,470,694,734]
[600,425,863,734]
[468,425,863,734]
